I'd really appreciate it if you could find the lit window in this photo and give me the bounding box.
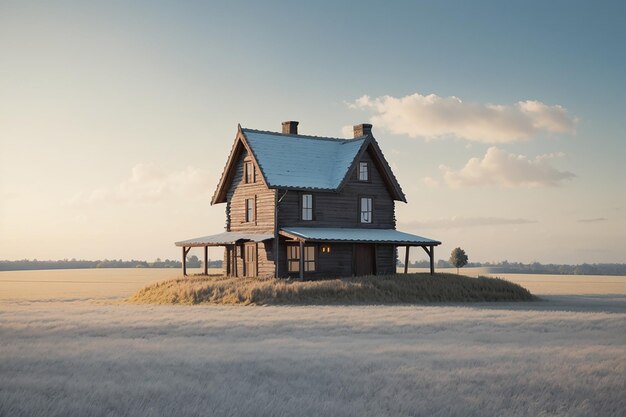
[302,194,313,220]
[245,198,255,222]
[321,244,331,254]
[287,245,300,273]
[304,246,316,272]
[244,161,255,184]
[287,245,316,273]
[360,197,372,223]
[359,162,369,181]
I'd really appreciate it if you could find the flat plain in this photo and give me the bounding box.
[1,269,625,417]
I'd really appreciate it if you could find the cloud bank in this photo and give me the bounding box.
[70,163,213,205]
[349,92,577,142]
[441,147,575,188]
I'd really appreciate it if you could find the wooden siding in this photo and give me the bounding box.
[226,149,276,234]
[224,149,276,277]
[375,244,396,275]
[277,150,395,229]
[276,241,396,278]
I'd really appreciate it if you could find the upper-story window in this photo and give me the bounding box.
[359,162,369,181]
[245,198,255,222]
[244,161,255,184]
[360,197,372,223]
[302,194,313,221]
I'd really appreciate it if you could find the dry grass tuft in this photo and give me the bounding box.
[127,273,534,305]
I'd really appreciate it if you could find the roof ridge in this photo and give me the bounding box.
[241,127,366,142]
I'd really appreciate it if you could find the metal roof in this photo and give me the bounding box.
[280,227,441,245]
[242,128,366,190]
[175,231,274,247]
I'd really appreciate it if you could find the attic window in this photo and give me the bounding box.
[244,161,255,184]
[359,162,369,181]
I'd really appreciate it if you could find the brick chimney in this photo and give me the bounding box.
[353,123,372,137]
[282,121,299,135]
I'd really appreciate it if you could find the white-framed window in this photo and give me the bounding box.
[245,198,255,222]
[244,161,255,184]
[287,245,317,273]
[302,194,313,221]
[359,162,369,181]
[360,197,373,223]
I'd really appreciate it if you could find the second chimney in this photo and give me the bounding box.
[353,123,372,137]
[282,121,299,135]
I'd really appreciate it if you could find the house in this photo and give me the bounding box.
[175,121,441,278]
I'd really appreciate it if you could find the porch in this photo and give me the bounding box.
[174,232,273,277]
[279,227,442,278]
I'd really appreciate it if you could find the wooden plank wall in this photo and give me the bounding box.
[277,151,396,229]
[375,244,396,275]
[226,150,275,234]
[225,149,276,277]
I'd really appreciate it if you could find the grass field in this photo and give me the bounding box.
[128,273,534,305]
[1,269,625,416]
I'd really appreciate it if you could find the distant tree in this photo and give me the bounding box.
[187,255,201,268]
[449,247,468,274]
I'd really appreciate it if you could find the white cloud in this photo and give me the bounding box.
[340,125,354,137]
[441,147,575,188]
[348,92,577,143]
[70,163,213,205]
[422,176,440,188]
[400,216,536,229]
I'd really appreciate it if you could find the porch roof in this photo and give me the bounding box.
[280,227,441,245]
[175,231,274,247]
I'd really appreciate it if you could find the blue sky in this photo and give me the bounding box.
[1,1,625,263]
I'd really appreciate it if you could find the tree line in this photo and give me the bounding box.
[0,257,223,271]
[398,259,626,276]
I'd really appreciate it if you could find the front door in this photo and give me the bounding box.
[244,243,257,277]
[354,244,375,276]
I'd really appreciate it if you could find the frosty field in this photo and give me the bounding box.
[1,270,625,416]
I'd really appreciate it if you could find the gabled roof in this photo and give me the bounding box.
[243,128,366,190]
[211,126,406,204]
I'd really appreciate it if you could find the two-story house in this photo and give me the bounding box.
[175,121,440,278]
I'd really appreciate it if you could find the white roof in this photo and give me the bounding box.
[175,231,273,247]
[281,227,441,245]
[243,129,366,190]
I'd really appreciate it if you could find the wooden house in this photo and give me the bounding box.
[175,121,440,278]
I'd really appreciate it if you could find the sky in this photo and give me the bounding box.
[1,0,625,264]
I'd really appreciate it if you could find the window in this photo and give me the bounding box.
[321,244,331,254]
[244,161,255,184]
[302,194,313,220]
[287,245,317,273]
[360,197,372,223]
[304,246,316,272]
[245,198,255,222]
[359,162,369,181]
[287,245,300,273]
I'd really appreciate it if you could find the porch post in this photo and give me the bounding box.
[430,245,435,275]
[182,246,187,276]
[299,240,304,280]
[226,246,231,276]
[404,245,409,274]
[204,246,208,275]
